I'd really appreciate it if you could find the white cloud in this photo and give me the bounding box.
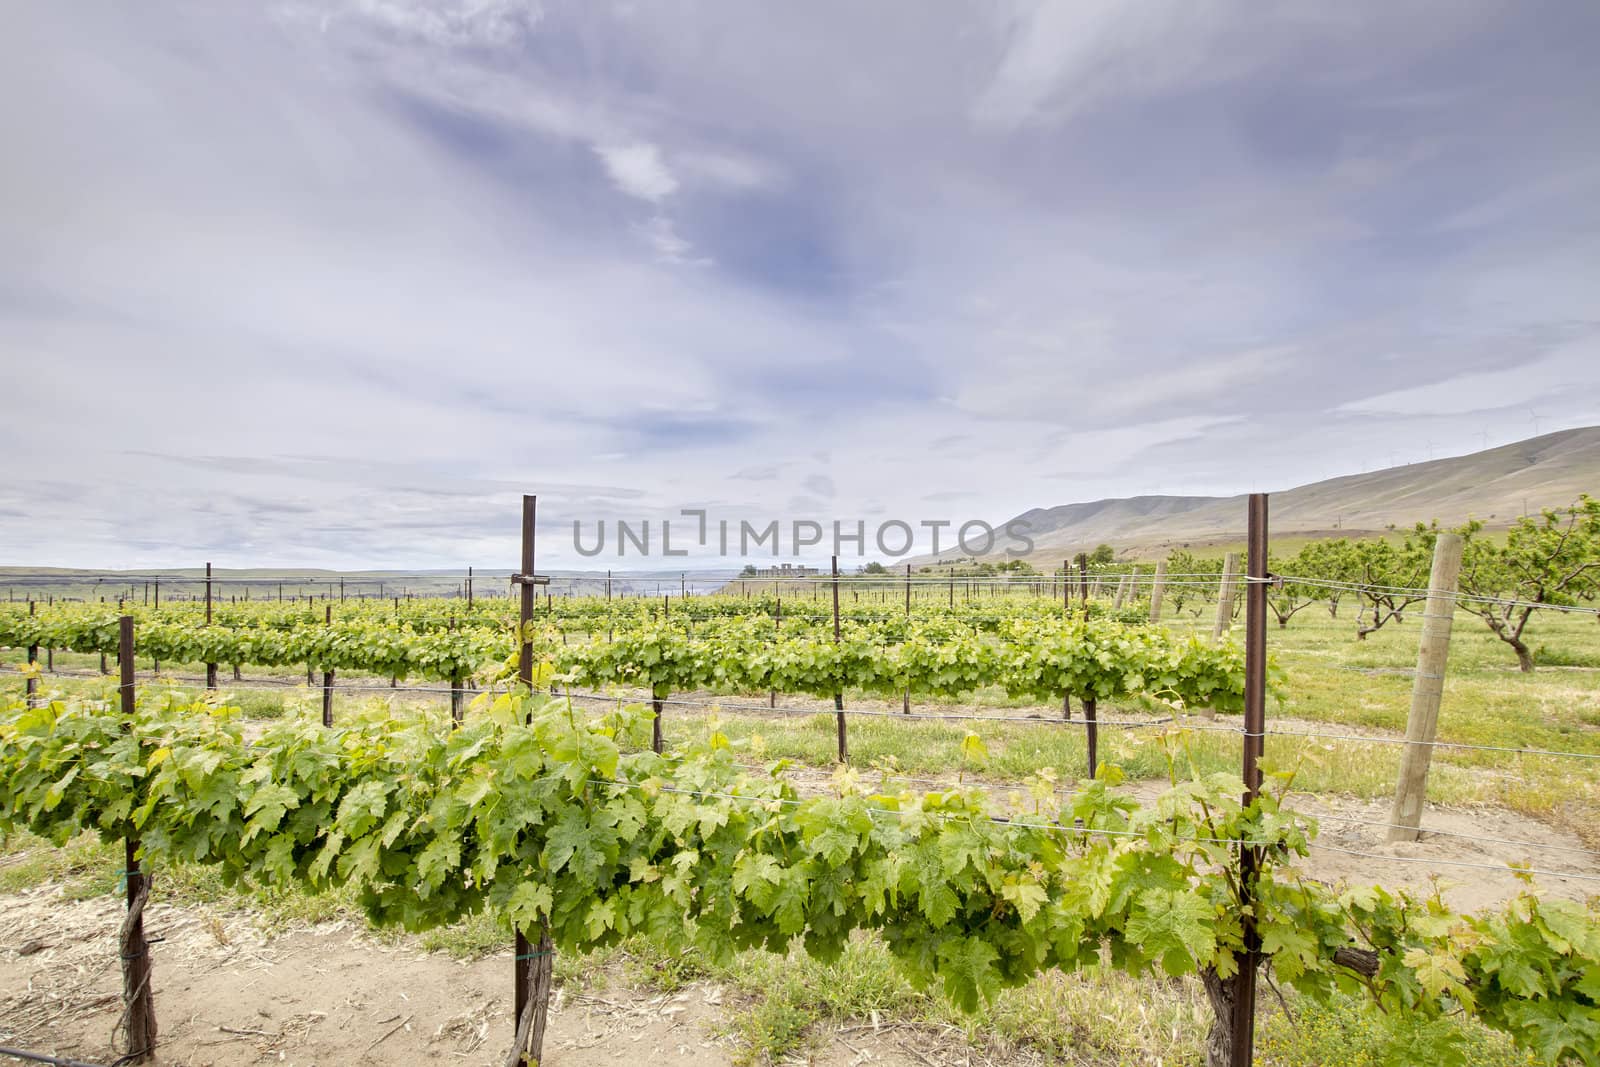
[635,215,710,265]
[595,142,679,202]
[968,1,1499,129]
[674,150,783,192]
[287,0,544,49]
[970,0,1231,129]
[1337,333,1600,416]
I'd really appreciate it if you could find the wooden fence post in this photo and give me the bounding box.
[1213,552,1240,639]
[119,616,157,1062]
[1387,533,1464,842]
[1149,560,1167,622]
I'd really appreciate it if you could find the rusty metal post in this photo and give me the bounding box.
[448,615,465,726]
[1085,697,1098,778]
[1076,553,1089,616]
[25,600,37,705]
[517,497,538,694]
[119,616,156,1061]
[204,563,218,690]
[770,594,781,709]
[1061,560,1070,616]
[321,605,335,727]
[833,555,846,762]
[903,563,912,715]
[1230,493,1269,1067]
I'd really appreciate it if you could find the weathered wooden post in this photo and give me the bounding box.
[1387,533,1464,842]
[1213,552,1240,640]
[1149,559,1168,622]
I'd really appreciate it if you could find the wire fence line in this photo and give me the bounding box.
[9,574,1597,620]
[1272,575,1600,616]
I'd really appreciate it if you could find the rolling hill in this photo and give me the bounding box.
[948,426,1600,563]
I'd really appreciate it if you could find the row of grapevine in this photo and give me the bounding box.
[3,590,1149,634]
[3,689,1596,1064]
[2,604,1249,712]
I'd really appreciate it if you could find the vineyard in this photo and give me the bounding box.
[3,496,1600,1066]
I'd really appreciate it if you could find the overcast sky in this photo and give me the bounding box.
[2,1,1598,569]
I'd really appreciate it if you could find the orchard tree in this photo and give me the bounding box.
[1090,543,1116,565]
[1455,495,1600,672]
[1343,529,1437,640]
[1264,545,1325,628]
[1165,550,1221,617]
[1296,538,1351,618]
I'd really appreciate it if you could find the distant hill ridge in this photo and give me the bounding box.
[947,426,1600,562]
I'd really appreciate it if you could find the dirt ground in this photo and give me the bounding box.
[3,788,1594,1067]
[0,884,954,1067]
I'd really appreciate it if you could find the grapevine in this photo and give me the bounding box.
[3,690,1598,1064]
